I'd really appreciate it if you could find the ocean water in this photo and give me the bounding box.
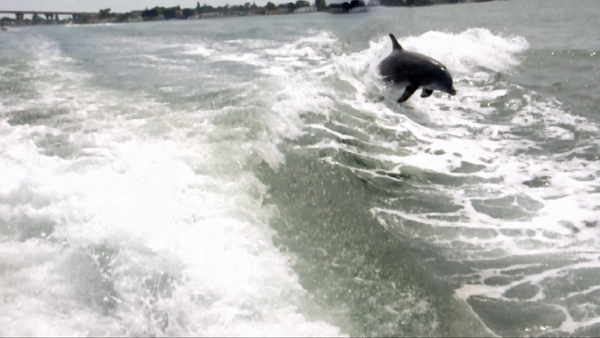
[1,0,599,336]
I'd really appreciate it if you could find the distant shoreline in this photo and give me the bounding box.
[0,0,504,28]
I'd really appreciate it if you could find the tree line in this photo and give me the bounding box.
[140,1,323,20]
[98,8,137,22]
[101,0,449,22]
[379,0,461,5]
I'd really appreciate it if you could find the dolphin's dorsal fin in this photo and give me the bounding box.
[389,34,403,51]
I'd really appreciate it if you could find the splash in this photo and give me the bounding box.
[317,28,600,336]
[0,35,344,336]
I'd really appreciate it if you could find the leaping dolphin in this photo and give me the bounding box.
[378,34,457,103]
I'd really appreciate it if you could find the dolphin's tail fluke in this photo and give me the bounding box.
[389,34,403,51]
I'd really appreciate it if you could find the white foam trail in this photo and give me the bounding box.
[0,37,344,336]
[322,28,600,334]
[401,29,529,74]
[181,43,216,56]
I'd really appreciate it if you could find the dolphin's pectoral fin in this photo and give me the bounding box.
[421,89,433,98]
[398,83,419,103]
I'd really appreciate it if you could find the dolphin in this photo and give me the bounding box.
[378,33,457,103]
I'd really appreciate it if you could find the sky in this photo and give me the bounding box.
[0,0,287,13]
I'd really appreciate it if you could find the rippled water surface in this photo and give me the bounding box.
[1,0,599,336]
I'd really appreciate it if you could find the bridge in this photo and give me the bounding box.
[0,10,97,22]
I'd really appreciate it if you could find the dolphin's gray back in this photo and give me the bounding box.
[379,50,442,86]
[378,33,456,102]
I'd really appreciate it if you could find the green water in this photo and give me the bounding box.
[1,1,599,336]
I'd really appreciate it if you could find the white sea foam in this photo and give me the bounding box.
[322,28,600,334]
[401,29,529,74]
[206,31,338,77]
[3,22,598,336]
[0,38,344,336]
[181,43,216,56]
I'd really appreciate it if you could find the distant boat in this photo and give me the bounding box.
[1,25,8,31]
